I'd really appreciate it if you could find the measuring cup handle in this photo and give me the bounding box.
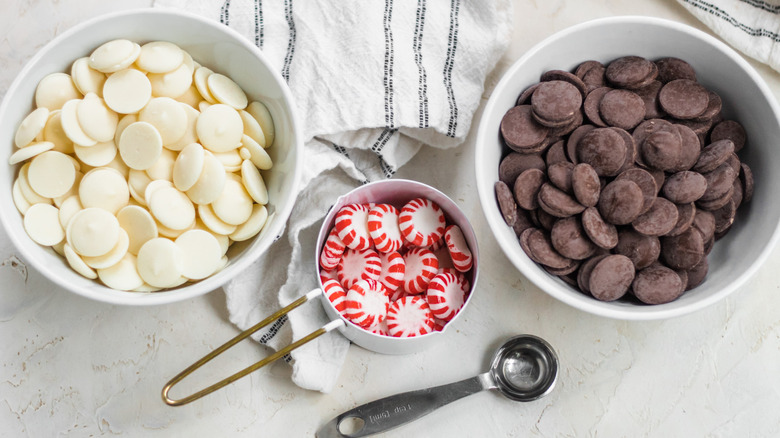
[316,372,493,438]
[161,288,339,406]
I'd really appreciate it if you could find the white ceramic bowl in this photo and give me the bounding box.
[0,10,303,305]
[475,16,780,320]
[316,180,479,354]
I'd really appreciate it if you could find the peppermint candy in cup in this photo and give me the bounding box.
[162,179,478,406]
[316,179,479,355]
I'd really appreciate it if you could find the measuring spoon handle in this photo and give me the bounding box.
[316,372,494,438]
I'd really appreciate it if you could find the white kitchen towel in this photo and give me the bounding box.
[153,0,512,392]
[678,0,780,73]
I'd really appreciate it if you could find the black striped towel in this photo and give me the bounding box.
[153,0,512,392]
[679,0,780,72]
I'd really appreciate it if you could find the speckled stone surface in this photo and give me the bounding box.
[2,0,779,436]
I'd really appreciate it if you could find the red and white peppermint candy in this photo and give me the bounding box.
[386,295,434,337]
[444,225,473,272]
[426,272,466,321]
[344,279,389,329]
[368,204,403,253]
[337,248,381,289]
[319,228,346,270]
[370,319,389,336]
[319,267,339,285]
[402,247,439,294]
[378,251,405,294]
[398,198,446,247]
[428,234,446,251]
[437,268,470,295]
[433,318,447,332]
[334,204,372,250]
[323,278,347,314]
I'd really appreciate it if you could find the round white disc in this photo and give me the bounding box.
[175,229,223,280]
[185,151,226,205]
[74,140,117,167]
[212,175,253,226]
[78,167,129,214]
[76,93,118,142]
[173,142,205,191]
[118,121,163,170]
[136,238,185,288]
[35,73,82,111]
[207,73,248,110]
[60,99,97,147]
[71,57,107,97]
[138,97,187,146]
[27,151,76,199]
[196,104,243,153]
[15,108,50,148]
[23,203,64,246]
[103,69,152,114]
[148,186,195,231]
[117,205,158,255]
[136,41,184,74]
[97,252,144,291]
[66,207,120,257]
[64,243,98,279]
[230,204,269,242]
[246,101,275,147]
[241,159,268,204]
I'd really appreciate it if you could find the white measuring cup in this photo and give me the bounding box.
[162,179,479,405]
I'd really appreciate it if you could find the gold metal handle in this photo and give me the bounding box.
[162,289,341,406]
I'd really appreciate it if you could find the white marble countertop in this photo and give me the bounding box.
[2,0,780,436]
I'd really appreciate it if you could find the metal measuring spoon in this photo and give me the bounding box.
[316,334,558,438]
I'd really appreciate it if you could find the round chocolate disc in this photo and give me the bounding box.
[523,228,573,269]
[495,181,518,227]
[606,56,655,88]
[551,216,597,260]
[500,105,549,151]
[545,140,569,167]
[632,264,684,304]
[599,89,646,130]
[658,79,709,119]
[531,80,583,124]
[499,152,546,186]
[693,139,734,174]
[588,254,635,301]
[577,128,627,177]
[662,171,707,204]
[667,202,696,237]
[614,228,661,269]
[710,120,746,152]
[548,162,575,194]
[513,168,547,210]
[631,197,679,236]
[571,163,601,207]
[655,57,697,83]
[616,168,658,214]
[641,128,682,171]
[634,80,665,119]
[540,69,588,99]
[661,228,704,270]
[583,87,611,127]
[537,183,586,217]
[685,257,709,290]
[700,163,737,202]
[581,206,618,249]
[598,179,644,225]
